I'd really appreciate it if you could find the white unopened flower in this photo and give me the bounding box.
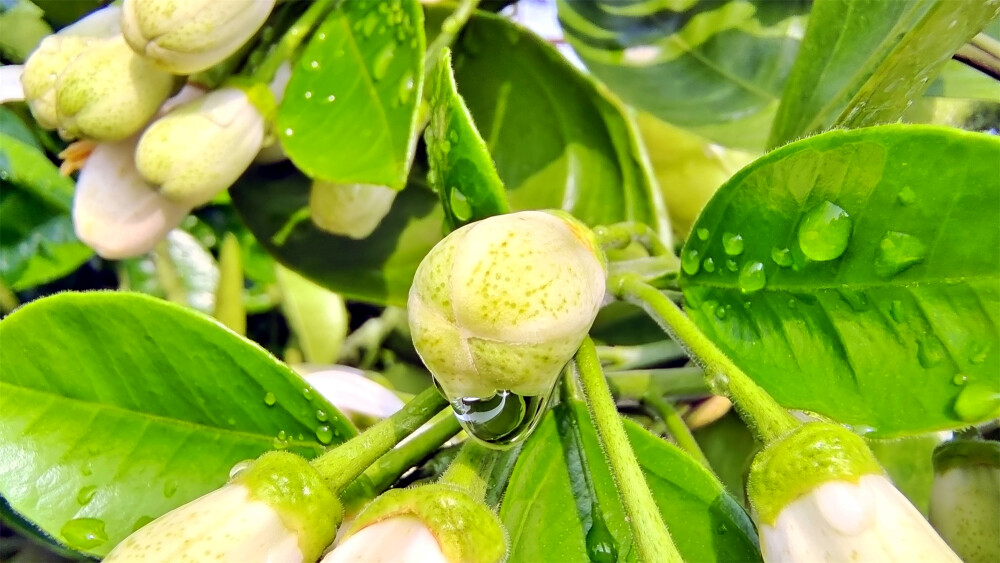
[122,0,276,74]
[408,210,607,400]
[322,484,506,563]
[54,34,175,140]
[135,85,267,206]
[104,452,341,562]
[0,65,24,104]
[300,366,405,424]
[929,439,1000,563]
[310,182,398,239]
[748,423,960,563]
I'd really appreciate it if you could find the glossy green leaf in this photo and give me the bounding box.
[425,47,508,229]
[276,0,425,188]
[0,134,91,290]
[680,125,1000,437]
[233,9,666,305]
[276,264,349,365]
[693,412,760,506]
[0,1,51,62]
[153,230,219,315]
[558,0,810,151]
[769,0,1000,147]
[501,400,760,562]
[0,106,41,150]
[0,292,354,557]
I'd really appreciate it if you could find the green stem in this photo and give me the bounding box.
[311,386,447,492]
[576,338,683,563]
[366,412,461,492]
[643,393,711,469]
[607,255,679,285]
[440,439,502,502]
[596,340,686,371]
[607,367,709,400]
[424,0,481,77]
[252,0,338,83]
[614,274,799,443]
[594,222,670,257]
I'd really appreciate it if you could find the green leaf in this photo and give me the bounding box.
[693,412,760,507]
[276,0,425,189]
[233,9,666,305]
[557,0,810,151]
[0,133,91,290]
[501,400,760,562]
[153,230,220,315]
[213,233,246,335]
[768,0,1000,147]
[679,125,1000,437]
[0,292,355,557]
[0,1,51,63]
[425,47,508,229]
[276,264,349,365]
[0,106,42,150]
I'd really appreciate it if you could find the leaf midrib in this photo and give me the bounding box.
[686,273,998,293]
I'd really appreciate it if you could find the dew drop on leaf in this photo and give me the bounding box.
[836,287,868,312]
[889,300,905,323]
[897,186,916,206]
[722,232,744,256]
[952,373,968,386]
[264,392,277,406]
[696,227,709,241]
[398,72,415,105]
[76,485,97,506]
[738,261,766,293]
[315,425,333,444]
[80,462,92,476]
[969,344,989,365]
[874,231,926,278]
[726,259,738,272]
[60,518,107,550]
[163,480,177,498]
[302,387,313,401]
[316,409,328,422]
[681,248,701,275]
[449,189,472,221]
[797,201,852,261]
[917,338,945,368]
[372,44,395,81]
[273,430,289,450]
[714,304,728,319]
[771,247,792,267]
[703,257,715,272]
[953,381,1000,422]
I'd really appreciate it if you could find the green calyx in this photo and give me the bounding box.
[747,423,883,525]
[236,451,343,561]
[225,78,278,121]
[933,439,1000,473]
[346,483,507,563]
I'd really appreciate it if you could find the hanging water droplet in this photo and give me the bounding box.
[229,459,253,479]
[163,480,177,498]
[952,381,1000,422]
[738,262,766,293]
[273,430,289,450]
[874,231,926,278]
[451,390,548,447]
[696,228,709,241]
[60,518,108,550]
[585,506,618,563]
[283,128,294,137]
[309,60,319,70]
[316,409,328,422]
[264,392,276,406]
[889,300,905,323]
[722,232,744,256]
[449,189,472,221]
[76,485,97,506]
[326,94,336,103]
[917,338,946,368]
[372,44,395,81]
[303,91,313,100]
[315,425,333,444]
[714,304,728,319]
[726,259,738,272]
[398,72,415,105]
[897,186,916,206]
[836,287,868,312]
[302,388,313,401]
[681,248,701,275]
[703,257,716,273]
[798,201,852,261]
[952,373,968,386]
[771,247,792,267]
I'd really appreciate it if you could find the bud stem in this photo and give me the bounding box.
[607,367,709,400]
[642,393,712,470]
[311,386,447,492]
[594,221,670,257]
[440,439,511,504]
[576,337,684,563]
[252,0,338,84]
[613,273,799,443]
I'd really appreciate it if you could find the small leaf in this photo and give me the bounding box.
[153,230,219,315]
[213,233,246,335]
[0,292,355,557]
[276,0,425,188]
[680,125,1000,436]
[425,47,508,229]
[276,264,349,365]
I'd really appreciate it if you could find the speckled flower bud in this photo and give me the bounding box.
[135,85,267,206]
[103,451,342,562]
[408,210,607,401]
[929,439,1000,563]
[54,34,175,140]
[310,182,398,239]
[749,423,960,563]
[322,484,507,563]
[122,0,276,75]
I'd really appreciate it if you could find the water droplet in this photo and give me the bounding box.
[714,304,728,319]
[953,381,1000,422]
[449,189,472,221]
[798,201,852,261]
[897,186,916,206]
[703,257,716,272]
[229,459,253,479]
[696,228,709,241]
[326,94,336,103]
[771,247,792,267]
[60,518,107,550]
[722,233,744,256]
[302,388,313,401]
[317,32,327,41]
[76,486,97,506]
[969,344,989,365]
[836,287,868,312]
[738,262,766,293]
[451,390,549,447]
[362,12,380,37]
[283,128,294,137]
[316,409,328,422]
[723,259,736,272]
[264,392,276,406]
[227,417,236,426]
[163,480,177,498]
[952,373,968,386]
[273,430,289,450]
[309,60,319,70]
[315,425,333,444]
[917,338,946,368]
[585,507,618,563]
[874,231,926,278]
[717,523,729,535]
[372,44,395,81]
[131,516,153,532]
[81,462,92,476]
[398,72,415,104]
[303,91,313,99]
[681,248,701,275]
[889,300,905,323]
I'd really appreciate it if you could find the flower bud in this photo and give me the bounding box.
[135,85,267,206]
[54,34,175,140]
[300,366,405,426]
[322,483,507,563]
[310,182,398,239]
[408,210,607,400]
[929,439,1000,563]
[748,423,960,562]
[104,451,342,562]
[122,0,276,75]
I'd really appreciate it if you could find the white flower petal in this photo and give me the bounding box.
[321,516,448,563]
[0,65,25,104]
[302,366,405,421]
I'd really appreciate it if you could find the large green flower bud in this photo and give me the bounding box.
[408,210,607,400]
[929,439,1000,563]
[122,0,276,75]
[54,34,175,140]
[135,85,268,206]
